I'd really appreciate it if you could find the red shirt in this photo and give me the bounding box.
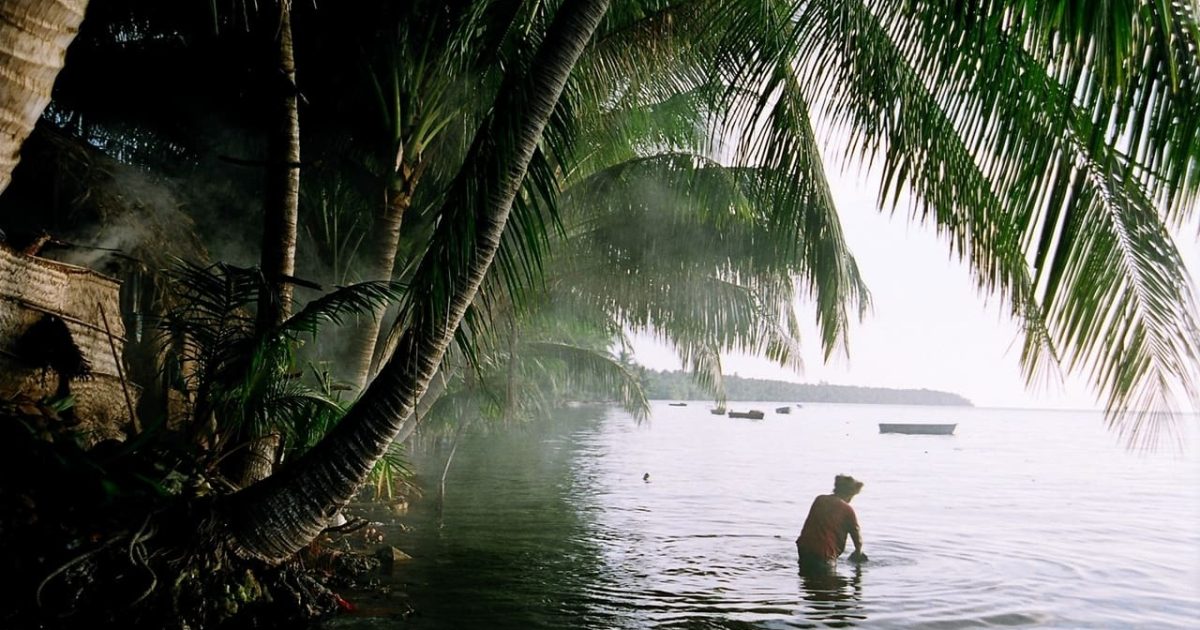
[795,494,858,560]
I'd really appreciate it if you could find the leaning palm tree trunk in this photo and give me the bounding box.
[387,362,455,446]
[0,0,89,196]
[344,172,417,392]
[227,0,612,562]
[241,1,301,486]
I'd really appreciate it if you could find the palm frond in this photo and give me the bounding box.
[556,152,854,368]
[278,280,406,338]
[673,339,725,403]
[157,260,262,397]
[157,259,410,457]
[521,340,651,419]
[773,0,1200,444]
[581,0,716,111]
[300,176,370,285]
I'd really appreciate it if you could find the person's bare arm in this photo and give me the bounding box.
[847,518,867,562]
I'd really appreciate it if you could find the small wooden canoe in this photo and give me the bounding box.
[668,402,688,407]
[775,406,791,414]
[729,410,765,419]
[879,423,956,435]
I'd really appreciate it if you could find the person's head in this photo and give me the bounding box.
[833,474,864,501]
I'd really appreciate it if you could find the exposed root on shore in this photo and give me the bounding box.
[0,399,385,629]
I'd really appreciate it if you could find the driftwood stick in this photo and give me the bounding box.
[98,304,140,433]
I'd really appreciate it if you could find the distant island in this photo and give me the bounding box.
[641,370,973,407]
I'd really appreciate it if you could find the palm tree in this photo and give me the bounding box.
[245,0,302,485]
[339,5,487,391]
[379,1,873,421]
[590,0,1200,444]
[226,0,614,562]
[0,0,90,195]
[793,0,1200,445]
[228,0,1199,562]
[2,0,1195,564]
[155,260,403,480]
[412,291,655,428]
[546,63,869,390]
[256,0,301,330]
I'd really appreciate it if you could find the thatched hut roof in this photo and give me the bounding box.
[0,124,207,273]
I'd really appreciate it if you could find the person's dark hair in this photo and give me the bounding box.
[834,474,864,497]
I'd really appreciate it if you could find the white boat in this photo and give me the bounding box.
[879,423,956,435]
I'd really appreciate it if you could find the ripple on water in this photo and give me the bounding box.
[348,405,1200,630]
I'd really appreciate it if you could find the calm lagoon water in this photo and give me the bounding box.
[340,402,1200,629]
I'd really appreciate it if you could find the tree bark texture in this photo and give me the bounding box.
[227,0,612,562]
[242,2,300,487]
[345,165,419,393]
[256,1,300,329]
[392,366,454,446]
[0,0,89,196]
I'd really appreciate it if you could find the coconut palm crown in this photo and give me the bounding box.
[584,0,1200,446]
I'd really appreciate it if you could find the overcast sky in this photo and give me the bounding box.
[631,156,1200,410]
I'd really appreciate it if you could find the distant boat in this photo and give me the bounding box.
[879,423,956,435]
[729,410,765,419]
[710,407,727,415]
[668,402,688,407]
[775,406,791,414]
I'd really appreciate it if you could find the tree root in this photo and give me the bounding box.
[35,534,127,612]
[35,513,162,615]
[1,410,399,629]
[126,514,158,607]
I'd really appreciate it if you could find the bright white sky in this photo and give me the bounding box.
[632,157,1200,410]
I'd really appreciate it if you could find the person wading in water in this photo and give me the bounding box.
[796,475,867,573]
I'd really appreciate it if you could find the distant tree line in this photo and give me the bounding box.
[640,369,972,406]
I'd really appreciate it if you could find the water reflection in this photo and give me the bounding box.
[797,562,865,627]
[331,404,1200,629]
